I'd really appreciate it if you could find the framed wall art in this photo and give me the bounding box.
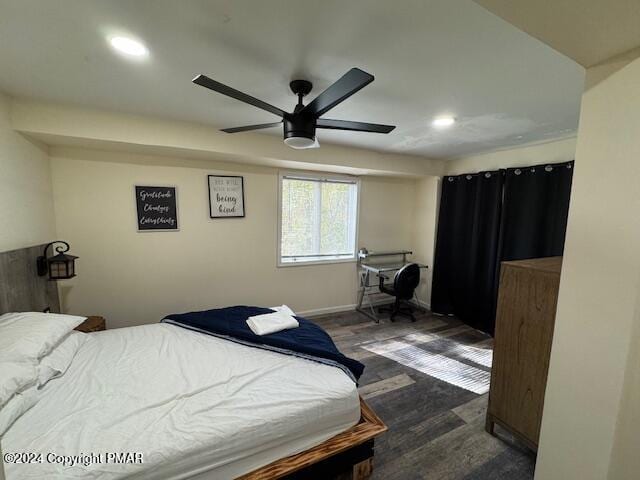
[135,185,179,231]
[208,175,245,218]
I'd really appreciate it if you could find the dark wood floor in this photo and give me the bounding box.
[314,309,536,480]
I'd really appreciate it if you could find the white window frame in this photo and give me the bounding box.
[277,170,360,267]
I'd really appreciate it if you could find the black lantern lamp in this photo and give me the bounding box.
[37,241,78,280]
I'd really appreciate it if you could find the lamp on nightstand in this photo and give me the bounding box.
[36,240,78,280]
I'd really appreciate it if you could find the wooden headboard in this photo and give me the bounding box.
[0,244,60,314]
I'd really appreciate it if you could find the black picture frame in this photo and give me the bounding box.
[208,175,245,218]
[135,185,179,231]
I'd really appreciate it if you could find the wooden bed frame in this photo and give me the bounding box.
[239,397,387,480]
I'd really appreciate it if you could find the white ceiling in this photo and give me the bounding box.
[474,0,640,67]
[0,0,585,159]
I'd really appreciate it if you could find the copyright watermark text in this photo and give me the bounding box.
[3,452,144,467]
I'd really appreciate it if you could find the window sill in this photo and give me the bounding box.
[277,257,357,268]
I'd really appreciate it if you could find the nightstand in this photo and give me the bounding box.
[75,316,106,333]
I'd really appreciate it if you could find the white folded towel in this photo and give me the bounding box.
[246,310,299,336]
[269,304,296,317]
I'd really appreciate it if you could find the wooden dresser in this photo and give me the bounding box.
[486,256,562,451]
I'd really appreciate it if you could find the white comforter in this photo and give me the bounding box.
[2,323,360,479]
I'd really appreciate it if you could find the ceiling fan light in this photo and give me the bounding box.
[284,136,316,149]
[432,116,456,128]
[109,36,148,57]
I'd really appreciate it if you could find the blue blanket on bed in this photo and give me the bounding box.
[162,306,364,382]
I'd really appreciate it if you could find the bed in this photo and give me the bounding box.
[4,322,364,479]
[0,246,385,479]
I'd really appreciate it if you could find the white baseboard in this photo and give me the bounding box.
[411,299,432,311]
[298,297,431,318]
[297,304,357,318]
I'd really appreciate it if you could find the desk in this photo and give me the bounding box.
[356,251,428,322]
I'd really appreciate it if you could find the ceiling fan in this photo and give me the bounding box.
[192,68,395,149]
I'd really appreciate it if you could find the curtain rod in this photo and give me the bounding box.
[283,175,358,185]
[446,160,574,180]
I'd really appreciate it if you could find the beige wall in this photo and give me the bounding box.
[445,136,577,175]
[0,93,56,252]
[609,296,640,480]
[535,49,640,480]
[50,147,433,328]
[412,176,440,307]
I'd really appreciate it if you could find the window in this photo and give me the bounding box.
[278,172,359,265]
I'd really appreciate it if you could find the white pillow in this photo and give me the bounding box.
[0,312,86,364]
[0,385,39,436]
[0,362,37,409]
[37,331,88,388]
[270,305,296,316]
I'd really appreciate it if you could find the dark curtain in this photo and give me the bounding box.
[500,162,574,261]
[430,161,574,335]
[431,170,504,334]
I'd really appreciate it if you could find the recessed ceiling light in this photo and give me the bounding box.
[432,116,456,128]
[109,36,148,57]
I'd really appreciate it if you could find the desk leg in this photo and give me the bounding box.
[356,270,380,323]
[356,270,366,310]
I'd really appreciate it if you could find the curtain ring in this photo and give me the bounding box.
[545,165,553,172]
[447,176,454,182]
[531,168,535,172]
[466,175,472,180]
[567,164,572,169]
[484,172,491,178]
[514,169,521,175]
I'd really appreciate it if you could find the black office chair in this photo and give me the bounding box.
[378,263,421,322]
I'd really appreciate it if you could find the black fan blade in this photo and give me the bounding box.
[221,122,282,133]
[301,68,374,117]
[317,118,395,134]
[193,75,286,118]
